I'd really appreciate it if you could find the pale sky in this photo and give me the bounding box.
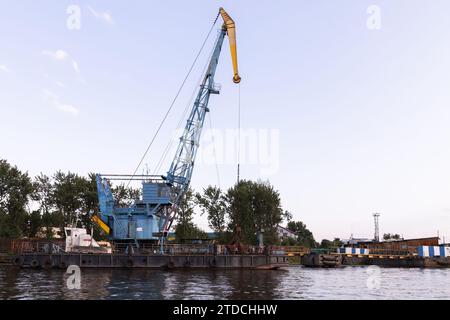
[1,1,450,242]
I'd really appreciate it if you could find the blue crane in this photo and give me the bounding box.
[92,8,240,246]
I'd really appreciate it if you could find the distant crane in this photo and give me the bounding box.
[91,8,241,248]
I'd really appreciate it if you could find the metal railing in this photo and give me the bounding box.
[364,248,415,256]
[112,244,302,256]
[269,245,310,255]
[11,240,66,254]
[8,239,309,257]
[112,243,215,255]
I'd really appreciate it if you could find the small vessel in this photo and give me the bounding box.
[64,227,111,254]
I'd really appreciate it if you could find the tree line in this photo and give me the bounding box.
[177,182,291,245]
[0,159,138,239]
[1,158,324,247]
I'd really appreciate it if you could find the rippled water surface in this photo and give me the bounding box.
[1,266,449,300]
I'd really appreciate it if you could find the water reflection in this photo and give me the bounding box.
[162,269,283,300]
[1,266,449,300]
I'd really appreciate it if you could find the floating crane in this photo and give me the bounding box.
[92,8,240,247]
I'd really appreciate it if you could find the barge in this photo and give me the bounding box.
[301,245,450,268]
[10,229,290,270]
[341,253,450,268]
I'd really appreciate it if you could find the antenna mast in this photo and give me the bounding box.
[373,213,380,242]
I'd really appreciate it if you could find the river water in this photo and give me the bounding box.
[0,266,449,300]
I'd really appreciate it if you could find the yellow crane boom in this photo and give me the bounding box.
[92,215,110,234]
[219,7,241,84]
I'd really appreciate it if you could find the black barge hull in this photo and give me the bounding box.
[13,253,289,270]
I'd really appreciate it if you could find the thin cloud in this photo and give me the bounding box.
[72,60,80,73]
[43,74,67,89]
[56,104,79,115]
[0,64,11,73]
[56,81,65,88]
[42,49,80,74]
[88,6,114,25]
[42,49,68,60]
[42,89,79,116]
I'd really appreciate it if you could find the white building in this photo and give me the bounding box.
[340,237,372,246]
[276,225,297,241]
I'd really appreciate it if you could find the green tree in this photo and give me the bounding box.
[175,188,207,242]
[30,173,53,237]
[31,171,95,237]
[333,238,343,247]
[320,238,343,248]
[281,237,298,246]
[0,159,34,237]
[27,210,42,238]
[41,211,64,238]
[226,180,254,244]
[32,173,53,215]
[320,239,333,248]
[78,173,101,236]
[287,221,316,248]
[283,210,293,222]
[195,186,227,233]
[51,171,89,228]
[226,180,285,245]
[383,233,402,241]
[112,183,141,207]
